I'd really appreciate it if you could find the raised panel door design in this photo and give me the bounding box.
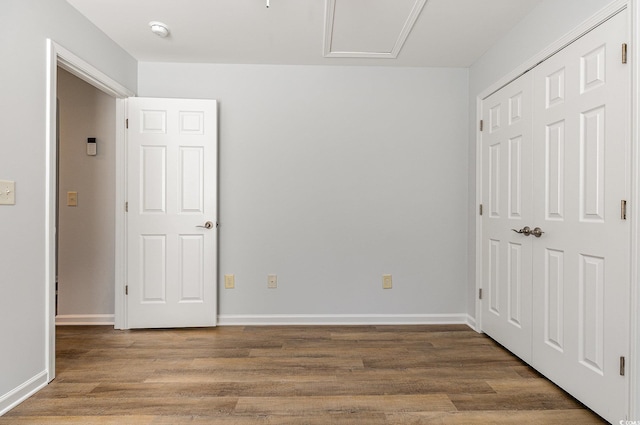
[509,92,523,124]
[509,136,522,218]
[179,147,204,214]
[141,235,166,303]
[490,143,501,218]
[579,254,605,375]
[580,106,606,222]
[489,239,501,315]
[179,111,205,135]
[490,104,501,133]
[507,242,522,327]
[546,68,565,108]
[546,121,565,220]
[140,110,167,134]
[544,249,564,352]
[141,146,166,214]
[581,45,606,94]
[179,235,204,302]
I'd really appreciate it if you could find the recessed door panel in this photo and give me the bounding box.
[546,121,565,220]
[179,147,204,213]
[179,235,204,302]
[544,249,564,352]
[580,106,605,222]
[579,254,605,375]
[141,235,166,303]
[141,146,166,214]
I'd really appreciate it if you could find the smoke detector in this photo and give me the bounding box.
[149,21,170,38]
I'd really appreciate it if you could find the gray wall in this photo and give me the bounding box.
[139,63,470,319]
[56,69,116,320]
[466,0,617,320]
[0,0,135,406]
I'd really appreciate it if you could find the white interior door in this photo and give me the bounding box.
[481,73,534,363]
[126,97,218,328]
[531,11,630,422]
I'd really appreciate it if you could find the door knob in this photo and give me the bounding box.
[196,221,214,229]
[511,226,532,236]
[531,227,545,238]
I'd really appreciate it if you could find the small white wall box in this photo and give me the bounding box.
[87,137,97,156]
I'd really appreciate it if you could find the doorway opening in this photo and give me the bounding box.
[45,40,133,381]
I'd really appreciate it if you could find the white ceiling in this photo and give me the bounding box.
[66,0,542,67]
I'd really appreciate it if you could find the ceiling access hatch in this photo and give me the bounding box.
[323,0,428,59]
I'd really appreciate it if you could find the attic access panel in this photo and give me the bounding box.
[324,0,428,58]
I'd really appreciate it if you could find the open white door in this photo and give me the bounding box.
[126,97,218,328]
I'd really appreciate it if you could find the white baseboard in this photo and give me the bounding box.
[0,371,48,416]
[466,315,477,330]
[55,314,115,326]
[217,313,469,326]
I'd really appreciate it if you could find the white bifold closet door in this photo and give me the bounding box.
[481,10,630,423]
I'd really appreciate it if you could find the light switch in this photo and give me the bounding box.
[0,180,15,205]
[67,191,78,207]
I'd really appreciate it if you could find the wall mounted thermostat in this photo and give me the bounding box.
[87,137,97,156]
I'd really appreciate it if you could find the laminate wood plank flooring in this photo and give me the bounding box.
[1,325,606,424]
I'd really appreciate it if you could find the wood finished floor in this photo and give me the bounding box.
[1,325,606,424]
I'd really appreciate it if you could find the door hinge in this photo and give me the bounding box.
[622,43,628,64]
[621,200,627,220]
[479,204,483,216]
[479,288,483,300]
[620,356,626,376]
[125,201,128,213]
[480,120,484,131]
[126,118,129,129]
[125,285,129,296]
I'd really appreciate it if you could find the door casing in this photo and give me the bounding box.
[45,40,134,381]
[474,0,639,418]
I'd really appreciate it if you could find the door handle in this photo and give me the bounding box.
[511,226,532,236]
[531,227,544,238]
[196,221,214,229]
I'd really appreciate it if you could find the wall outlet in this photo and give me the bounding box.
[268,274,277,289]
[224,274,235,289]
[0,180,15,205]
[383,274,393,289]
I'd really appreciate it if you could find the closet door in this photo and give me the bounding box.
[481,73,534,363]
[531,10,630,422]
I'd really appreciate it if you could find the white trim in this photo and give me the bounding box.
[474,95,483,334]
[55,314,115,326]
[0,371,48,416]
[45,39,134,385]
[630,0,640,419]
[466,315,477,330]
[322,0,428,59]
[477,0,628,101]
[114,98,127,330]
[218,313,468,326]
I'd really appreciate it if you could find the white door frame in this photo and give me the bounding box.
[45,40,134,380]
[474,0,638,418]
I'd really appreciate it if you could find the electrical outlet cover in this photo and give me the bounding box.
[224,274,235,289]
[268,274,277,289]
[383,274,393,289]
[0,180,16,205]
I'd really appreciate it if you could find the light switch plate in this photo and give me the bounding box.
[67,191,78,207]
[0,180,16,205]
